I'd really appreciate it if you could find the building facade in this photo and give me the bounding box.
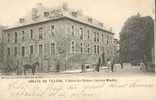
[0,25,6,64]
[2,4,115,72]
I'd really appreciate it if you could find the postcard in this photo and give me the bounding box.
[0,0,155,100]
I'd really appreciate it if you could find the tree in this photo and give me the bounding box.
[119,14,154,65]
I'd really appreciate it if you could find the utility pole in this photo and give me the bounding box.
[154,15,156,74]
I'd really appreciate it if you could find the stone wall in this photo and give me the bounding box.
[3,18,115,72]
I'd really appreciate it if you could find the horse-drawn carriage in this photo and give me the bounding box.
[22,61,39,75]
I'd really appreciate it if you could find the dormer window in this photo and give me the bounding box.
[32,8,39,20]
[88,18,93,23]
[44,12,49,17]
[99,23,103,27]
[19,18,25,23]
[72,11,78,17]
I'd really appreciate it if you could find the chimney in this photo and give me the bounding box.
[77,10,82,15]
[62,2,69,11]
[37,2,42,8]
[110,27,112,32]
[32,8,39,20]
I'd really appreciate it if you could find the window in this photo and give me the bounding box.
[72,25,74,36]
[15,32,17,43]
[39,27,43,39]
[14,47,17,56]
[51,43,55,55]
[7,33,10,43]
[44,43,49,57]
[97,45,100,54]
[94,32,96,42]
[102,33,104,42]
[7,48,10,56]
[22,46,25,57]
[87,30,90,39]
[22,31,25,41]
[30,45,33,55]
[30,29,33,39]
[97,32,99,42]
[80,43,83,54]
[94,45,96,54]
[79,28,83,40]
[51,25,55,36]
[94,32,100,42]
[72,11,78,17]
[71,41,75,53]
[107,35,109,44]
[39,44,43,56]
[87,44,90,54]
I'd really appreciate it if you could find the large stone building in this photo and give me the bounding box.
[2,3,115,72]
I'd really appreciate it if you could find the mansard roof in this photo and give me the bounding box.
[4,3,114,35]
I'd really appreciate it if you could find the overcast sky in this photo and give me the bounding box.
[0,0,154,38]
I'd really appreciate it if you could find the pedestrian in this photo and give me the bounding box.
[96,62,100,72]
[121,63,123,69]
[120,60,123,69]
[139,61,145,71]
[111,59,115,72]
[16,60,19,75]
[56,61,60,72]
[81,64,85,73]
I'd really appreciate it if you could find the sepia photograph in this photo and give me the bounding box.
[0,0,155,77]
[0,0,155,100]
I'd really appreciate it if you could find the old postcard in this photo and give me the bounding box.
[0,0,155,100]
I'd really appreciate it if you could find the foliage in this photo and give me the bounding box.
[119,14,154,64]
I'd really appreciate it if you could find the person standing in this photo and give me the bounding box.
[139,61,145,71]
[81,64,85,73]
[95,62,100,72]
[16,60,19,75]
[111,59,115,72]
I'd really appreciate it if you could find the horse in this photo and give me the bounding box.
[23,61,39,75]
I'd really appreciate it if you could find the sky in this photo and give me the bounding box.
[0,0,154,38]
